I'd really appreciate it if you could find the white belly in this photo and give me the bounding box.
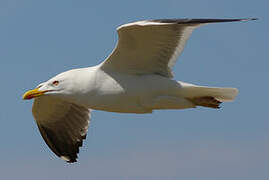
[78,70,194,113]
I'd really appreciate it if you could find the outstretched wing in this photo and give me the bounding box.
[101,18,256,78]
[32,96,90,163]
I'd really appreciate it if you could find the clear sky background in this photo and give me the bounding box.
[0,0,268,179]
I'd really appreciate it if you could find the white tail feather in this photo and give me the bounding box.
[179,82,238,102]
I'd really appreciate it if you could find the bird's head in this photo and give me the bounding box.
[23,80,62,100]
[23,70,79,100]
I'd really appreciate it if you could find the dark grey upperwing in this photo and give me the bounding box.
[32,96,90,163]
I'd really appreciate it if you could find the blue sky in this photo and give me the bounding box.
[0,0,268,179]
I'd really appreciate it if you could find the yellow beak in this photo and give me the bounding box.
[23,88,48,100]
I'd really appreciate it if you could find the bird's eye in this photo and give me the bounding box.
[52,80,59,86]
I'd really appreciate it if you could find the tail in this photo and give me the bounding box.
[180,82,238,108]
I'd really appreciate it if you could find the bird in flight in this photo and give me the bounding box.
[23,18,256,163]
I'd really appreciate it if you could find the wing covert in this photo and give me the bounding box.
[102,19,197,78]
[101,18,256,78]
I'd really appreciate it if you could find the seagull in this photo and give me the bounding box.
[23,18,256,163]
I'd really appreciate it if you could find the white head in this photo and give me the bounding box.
[23,69,86,101]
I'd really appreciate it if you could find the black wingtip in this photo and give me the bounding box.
[150,18,258,24]
[67,159,77,163]
[239,18,258,21]
[61,155,77,163]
